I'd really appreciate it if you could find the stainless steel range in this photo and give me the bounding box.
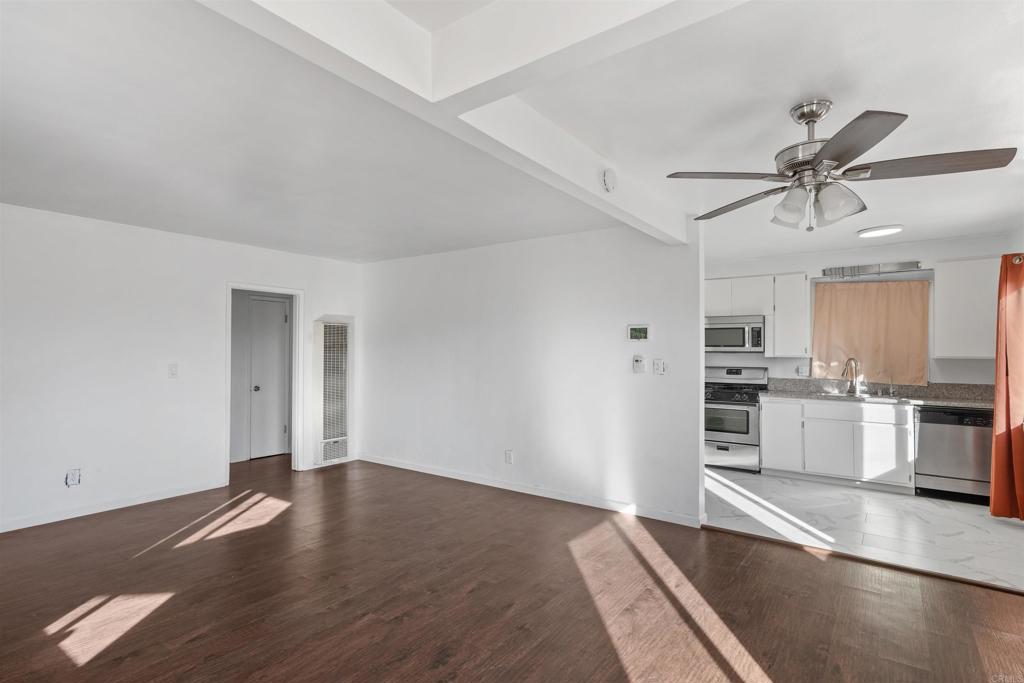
[704,366,768,472]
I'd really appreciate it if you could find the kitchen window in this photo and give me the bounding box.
[811,280,929,386]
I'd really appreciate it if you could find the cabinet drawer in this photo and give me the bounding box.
[803,400,910,425]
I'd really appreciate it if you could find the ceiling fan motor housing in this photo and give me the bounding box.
[775,99,835,177]
[774,139,828,177]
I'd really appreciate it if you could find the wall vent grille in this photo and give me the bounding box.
[321,323,348,462]
[822,261,921,279]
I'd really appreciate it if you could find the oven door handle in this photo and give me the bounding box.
[706,402,758,410]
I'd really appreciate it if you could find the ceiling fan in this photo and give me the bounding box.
[668,99,1017,231]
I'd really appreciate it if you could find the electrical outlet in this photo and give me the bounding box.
[652,359,667,375]
[167,362,179,379]
[65,469,81,487]
[504,449,514,465]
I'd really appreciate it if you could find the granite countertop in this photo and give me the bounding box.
[760,390,994,411]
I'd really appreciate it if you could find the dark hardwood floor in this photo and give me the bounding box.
[2,456,1022,682]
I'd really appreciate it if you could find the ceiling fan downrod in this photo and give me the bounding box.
[789,99,833,142]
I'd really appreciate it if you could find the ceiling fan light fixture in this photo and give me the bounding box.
[812,196,832,228]
[770,215,801,230]
[857,224,904,239]
[773,185,808,223]
[817,183,866,222]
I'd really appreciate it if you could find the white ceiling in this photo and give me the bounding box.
[0,1,619,262]
[521,0,1024,261]
[387,0,494,31]
[4,1,1022,266]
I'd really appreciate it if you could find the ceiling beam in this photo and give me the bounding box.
[431,0,746,115]
[198,0,751,245]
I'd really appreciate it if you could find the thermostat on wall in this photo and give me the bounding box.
[627,324,650,341]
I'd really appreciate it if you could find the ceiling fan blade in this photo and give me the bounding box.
[668,171,791,182]
[841,148,1017,181]
[811,110,908,170]
[695,186,789,221]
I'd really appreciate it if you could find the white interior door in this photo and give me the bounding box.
[250,298,290,459]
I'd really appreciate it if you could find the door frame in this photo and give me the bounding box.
[225,283,305,481]
[247,293,292,460]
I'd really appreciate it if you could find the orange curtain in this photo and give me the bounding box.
[991,253,1024,519]
[811,281,929,386]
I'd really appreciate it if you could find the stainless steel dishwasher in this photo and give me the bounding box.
[915,406,993,498]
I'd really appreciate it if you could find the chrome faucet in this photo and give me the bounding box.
[842,357,865,397]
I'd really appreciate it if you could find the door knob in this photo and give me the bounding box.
[253,385,261,392]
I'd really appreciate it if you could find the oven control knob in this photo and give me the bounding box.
[734,393,747,402]
[704,391,713,400]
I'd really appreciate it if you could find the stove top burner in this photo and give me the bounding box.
[704,382,766,405]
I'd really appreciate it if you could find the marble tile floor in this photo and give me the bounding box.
[704,467,1024,592]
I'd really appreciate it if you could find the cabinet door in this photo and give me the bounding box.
[760,401,804,472]
[705,279,732,316]
[730,276,774,315]
[803,419,855,478]
[770,273,810,357]
[855,422,913,486]
[933,258,999,358]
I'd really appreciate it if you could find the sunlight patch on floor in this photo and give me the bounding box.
[133,489,253,557]
[569,515,772,683]
[705,468,835,549]
[173,492,290,547]
[44,593,173,665]
[205,495,291,540]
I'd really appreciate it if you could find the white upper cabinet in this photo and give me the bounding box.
[730,276,775,315]
[933,257,1000,358]
[705,279,732,317]
[705,276,774,317]
[705,273,809,357]
[772,273,810,357]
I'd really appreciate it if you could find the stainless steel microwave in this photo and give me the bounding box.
[705,315,765,353]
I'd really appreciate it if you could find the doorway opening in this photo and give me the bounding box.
[230,289,295,469]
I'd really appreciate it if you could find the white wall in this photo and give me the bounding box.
[0,204,360,531]
[359,226,706,526]
[706,231,1019,384]
[230,289,253,463]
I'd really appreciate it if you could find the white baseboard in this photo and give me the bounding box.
[360,454,701,529]
[0,480,227,533]
[760,467,915,495]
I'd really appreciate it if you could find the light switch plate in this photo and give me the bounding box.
[167,362,179,379]
[653,359,666,375]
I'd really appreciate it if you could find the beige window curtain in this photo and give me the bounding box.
[811,280,929,386]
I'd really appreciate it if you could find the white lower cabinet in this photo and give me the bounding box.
[760,400,803,471]
[803,419,855,478]
[855,422,913,485]
[759,398,915,488]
